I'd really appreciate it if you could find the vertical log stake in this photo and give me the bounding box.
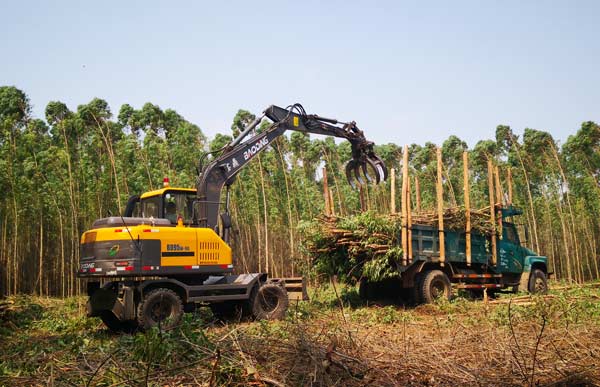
[487,159,497,266]
[436,147,445,264]
[463,152,471,267]
[401,145,409,265]
[390,168,396,214]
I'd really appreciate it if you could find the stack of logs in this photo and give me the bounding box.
[318,146,512,265]
[315,215,394,256]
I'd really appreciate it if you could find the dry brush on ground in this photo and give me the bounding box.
[1,284,600,386]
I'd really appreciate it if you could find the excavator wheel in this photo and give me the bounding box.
[250,282,289,320]
[137,288,184,331]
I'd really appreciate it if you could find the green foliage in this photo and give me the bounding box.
[299,212,401,282]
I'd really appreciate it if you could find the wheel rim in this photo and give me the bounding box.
[430,279,447,300]
[534,277,546,293]
[150,299,173,323]
[259,289,280,313]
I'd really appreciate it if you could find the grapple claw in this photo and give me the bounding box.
[345,160,358,189]
[361,162,374,183]
[354,164,366,185]
[366,155,388,184]
[343,130,388,189]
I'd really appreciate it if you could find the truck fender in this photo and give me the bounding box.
[518,256,548,292]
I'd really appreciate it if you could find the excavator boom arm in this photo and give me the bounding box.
[195,104,387,230]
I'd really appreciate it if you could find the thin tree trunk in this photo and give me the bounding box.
[1,215,6,296]
[275,142,295,275]
[38,214,43,296]
[548,144,582,282]
[257,156,269,274]
[323,150,344,216]
[585,217,600,280]
[92,115,122,213]
[511,139,540,252]
[542,194,557,277]
[552,186,572,282]
[12,196,18,295]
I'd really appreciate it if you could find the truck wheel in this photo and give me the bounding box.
[251,283,289,320]
[418,270,452,304]
[137,288,183,331]
[528,269,548,294]
[100,311,138,334]
[412,273,424,305]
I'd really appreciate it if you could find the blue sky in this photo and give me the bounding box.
[1,1,599,147]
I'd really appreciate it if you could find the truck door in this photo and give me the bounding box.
[498,222,524,273]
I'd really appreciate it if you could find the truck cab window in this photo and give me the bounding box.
[503,223,519,244]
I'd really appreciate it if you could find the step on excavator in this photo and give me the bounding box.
[78,104,387,332]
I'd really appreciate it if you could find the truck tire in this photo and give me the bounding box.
[100,311,138,334]
[251,283,289,320]
[412,273,424,305]
[528,269,548,294]
[418,270,452,304]
[137,288,183,331]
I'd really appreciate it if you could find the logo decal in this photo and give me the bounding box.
[243,137,269,160]
[108,244,120,257]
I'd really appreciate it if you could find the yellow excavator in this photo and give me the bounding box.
[78,103,387,332]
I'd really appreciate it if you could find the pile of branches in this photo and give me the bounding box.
[405,206,497,236]
[299,212,402,282]
[300,207,496,282]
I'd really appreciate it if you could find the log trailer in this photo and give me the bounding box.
[78,104,387,332]
[360,206,550,303]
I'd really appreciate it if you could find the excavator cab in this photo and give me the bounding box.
[124,186,196,225]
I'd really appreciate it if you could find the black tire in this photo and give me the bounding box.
[100,311,138,334]
[137,288,183,331]
[418,270,452,304]
[528,269,548,294]
[412,273,424,305]
[251,283,289,320]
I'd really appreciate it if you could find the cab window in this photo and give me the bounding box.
[141,196,161,218]
[503,223,519,244]
[163,192,195,224]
